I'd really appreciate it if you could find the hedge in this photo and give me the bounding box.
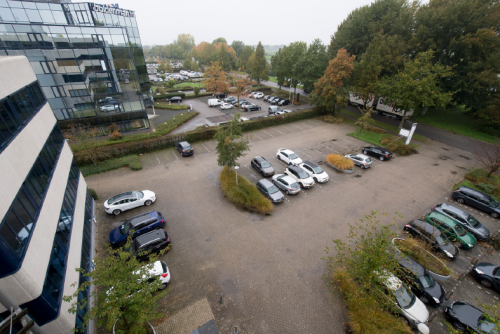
[153,92,186,100]
[58,111,147,130]
[154,103,189,110]
[80,155,142,176]
[73,107,325,166]
[184,92,213,99]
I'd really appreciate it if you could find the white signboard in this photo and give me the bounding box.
[398,123,418,145]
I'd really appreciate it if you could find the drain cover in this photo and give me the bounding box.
[354,174,362,178]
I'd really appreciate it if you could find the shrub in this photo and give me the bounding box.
[476,183,497,194]
[193,87,200,96]
[381,137,418,155]
[153,92,186,100]
[108,129,122,141]
[79,155,142,176]
[394,238,452,276]
[184,92,213,99]
[320,115,344,124]
[219,166,273,214]
[88,188,98,200]
[366,126,386,134]
[465,168,490,184]
[326,154,354,170]
[154,103,189,110]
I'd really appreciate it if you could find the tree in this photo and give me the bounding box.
[229,70,250,108]
[350,49,383,106]
[63,123,108,165]
[214,112,250,169]
[212,37,227,45]
[203,61,228,94]
[281,41,307,93]
[218,44,232,72]
[379,50,453,128]
[176,33,195,53]
[240,46,254,71]
[158,61,172,74]
[297,39,329,93]
[230,40,245,58]
[474,140,500,178]
[271,48,286,89]
[250,42,269,84]
[167,80,176,88]
[354,107,376,131]
[310,48,356,115]
[63,236,170,333]
[183,57,192,71]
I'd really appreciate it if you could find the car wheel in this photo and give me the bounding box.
[118,240,127,247]
[160,283,167,290]
[419,295,430,304]
[113,209,121,215]
[379,156,384,161]
[314,177,318,183]
[363,150,367,154]
[361,165,365,169]
[278,155,281,160]
[286,190,290,195]
[491,212,499,218]
[288,162,292,165]
[480,279,493,288]
[456,197,465,204]
[452,322,466,331]
[145,200,152,206]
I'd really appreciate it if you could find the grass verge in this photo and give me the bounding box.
[80,155,142,176]
[173,82,205,88]
[154,103,189,110]
[348,129,393,146]
[394,238,452,276]
[219,166,273,215]
[412,107,497,143]
[271,88,309,104]
[454,168,500,202]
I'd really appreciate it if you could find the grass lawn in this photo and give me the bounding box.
[267,76,303,89]
[411,107,497,143]
[173,82,205,88]
[154,103,189,110]
[80,155,142,176]
[348,129,393,146]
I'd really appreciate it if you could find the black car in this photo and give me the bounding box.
[109,211,165,247]
[272,98,283,105]
[175,141,193,156]
[168,96,182,103]
[445,301,499,332]
[472,262,500,291]
[224,97,236,103]
[303,87,310,94]
[433,203,490,241]
[267,96,278,103]
[278,99,290,106]
[239,101,252,108]
[452,186,500,218]
[403,219,460,260]
[256,179,284,204]
[362,146,393,161]
[243,104,261,112]
[263,95,270,101]
[251,156,274,176]
[215,92,227,99]
[395,253,445,306]
[126,229,170,261]
[232,99,247,106]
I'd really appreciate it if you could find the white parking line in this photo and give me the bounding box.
[299,122,313,128]
[253,133,263,140]
[282,125,295,132]
[272,127,285,135]
[291,124,304,131]
[154,153,161,165]
[172,150,179,161]
[261,129,275,137]
[201,143,210,152]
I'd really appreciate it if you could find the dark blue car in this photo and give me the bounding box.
[109,211,165,247]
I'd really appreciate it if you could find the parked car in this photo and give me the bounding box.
[256,179,284,204]
[423,211,477,249]
[215,93,227,99]
[175,141,193,156]
[254,92,264,98]
[271,174,301,195]
[208,99,223,107]
[220,103,233,110]
[251,156,274,176]
[298,161,329,183]
[395,253,445,306]
[267,96,278,103]
[239,101,252,108]
[268,106,284,114]
[232,99,247,106]
[284,165,315,189]
[403,219,460,260]
[276,148,303,166]
[275,110,286,115]
[272,98,283,105]
[109,211,165,247]
[248,92,256,98]
[126,229,170,261]
[101,104,119,112]
[278,99,290,106]
[104,190,156,215]
[452,186,500,218]
[433,203,490,241]
[283,109,294,113]
[445,301,499,332]
[263,95,270,101]
[344,153,372,169]
[362,146,393,161]
[243,104,261,111]
[168,96,182,103]
[224,97,237,103]
[99,96,117,104]
[472,262,500,292]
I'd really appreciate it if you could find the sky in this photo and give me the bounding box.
[106,0,398,47]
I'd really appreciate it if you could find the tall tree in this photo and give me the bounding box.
[271,48,286,89]
[229,71,250,108]
[296,39,329,93]
[176,33,195,53]
[230,40,245,58]
[183,57,192,71]
[350,49,383,106]
[218,44,232,72]
[310,48,356,115]
[212,37,227,45]
[239,45,254,71]
[214,112,250,169]
[203,61,228,94]
[281,42,307,93]
[250,42,269,84]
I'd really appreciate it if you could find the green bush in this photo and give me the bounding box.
[320,115,344,124]
[219,166,273,214]
[153,92,186,100]
[154,103,189,110]
[184,92,212,99]
[80,155,142,176]
[465,168,491,184]
[366,126,386,134]
[476,183,497,194]
[88,188,98,200]
[194,87,200,96]
[380,136,418,155]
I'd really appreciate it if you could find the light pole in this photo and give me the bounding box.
[288,77,293,101]
[234,166,239,185]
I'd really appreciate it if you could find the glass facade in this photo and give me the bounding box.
[0,0,151,134]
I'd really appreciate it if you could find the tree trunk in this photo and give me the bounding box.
[332,105,335,116]
[122,314,130,330]
[398,116,406,129]
[420,106,429,116]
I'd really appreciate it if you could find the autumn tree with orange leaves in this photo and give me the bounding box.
[229,70,250,108]
[203,62,229,95]
[310,48,355,115]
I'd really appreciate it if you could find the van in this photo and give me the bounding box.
[268,106,283,114]
[208,99,222,107]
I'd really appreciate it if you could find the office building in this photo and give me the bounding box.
[0,55,95,333]
[0,0,151,134]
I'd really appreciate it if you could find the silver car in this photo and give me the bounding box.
[271,174,301,195]
[344,153,372,169]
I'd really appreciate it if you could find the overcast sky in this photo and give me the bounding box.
[109,0,415,47]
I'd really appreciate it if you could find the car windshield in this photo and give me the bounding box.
[312,166,324,174]
[366,158,372,162]
[434,235,448,245]
[120,222,132,234]
[468,214,479,227]
[489,197,500,208]
[261,161,271,168]
[132,191,144,199]
[395,285,416,309]
[478,316,499,333]
[183,146,192,150]
[291,182,300,189]
[455,224,467,237]
[289,153,299,159]
[418,273,435,288]
[268,185,280,194]
[298,171,309,179]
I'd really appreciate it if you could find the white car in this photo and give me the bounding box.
[254,92,264,98]
[276,148,303,166]
[135,260,171,290]
[376,272,430,334]
[124,79,129,84]
[344,153,372,169]
[271,174,301,195]
[284,165,314,188]
[104,190,156,215]
[298,161,329,183]
[283,109,293,113]
[220,103,233,110]
[248,92,256,98]
[275,110,285,115]
[101,104,118,112]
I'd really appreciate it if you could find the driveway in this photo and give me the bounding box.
[86,118,492,334]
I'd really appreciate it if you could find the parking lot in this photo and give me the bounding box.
[86,118,500,334]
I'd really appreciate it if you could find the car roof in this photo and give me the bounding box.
[397,254,425,276]
[128,211,159,227]
[287,165,303,173]
[254,156,267,162]
[279,148,294,154]
[427,211,457,226]
[366,146,387,151]
[352,154,370,159]
[278,175,297,183]
[458,186,491,199]
[302,161,319,168]
[178,141,190,146]
[436,203,469,219]
[411,219,444,237]
[108,191,136,202]
[136,229,166,246]
[258,179,274,188]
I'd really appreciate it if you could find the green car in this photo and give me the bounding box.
[423,212,477,249]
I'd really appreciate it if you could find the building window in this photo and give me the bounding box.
[69,89,89,97]
[74,103,93,111]
[0,81,46,151]
[0,125,65,277]
[56,59,80,67]
[51,86,66,98]
[21,160,81,326]
[62,74,85,83]
[40,61,56,74]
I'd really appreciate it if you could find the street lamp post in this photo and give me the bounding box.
[234,166,239,185]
